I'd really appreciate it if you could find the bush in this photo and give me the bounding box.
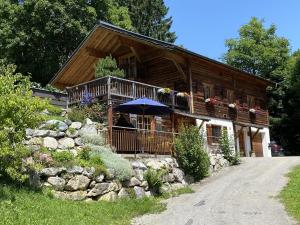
[76,147,107,176]
[174,126,210,181]
[144,169,166,195]
[220,128,240,165]
[88,145,133,181]
[51,151,74,165]
[95,55,125,78]
[68,103,106,123]
[80,132,106,146]
[67,107,86,123]
[0,63,51,182]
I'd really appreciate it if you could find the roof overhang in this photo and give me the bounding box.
[50,21,273,89]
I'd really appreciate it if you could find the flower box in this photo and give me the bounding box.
[205,97,217,105]
[249,108,256,114]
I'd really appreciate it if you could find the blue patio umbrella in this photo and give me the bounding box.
[114,97,173,115]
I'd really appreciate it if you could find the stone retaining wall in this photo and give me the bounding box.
[25,118,229,202]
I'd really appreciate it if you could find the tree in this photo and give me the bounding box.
[0,61,52,181]
[94,55,125,78]
[0,0,97,85]
[88,0,133,30]
[117,0,176,43]
[0,0,133,85]
[272,53,300,155]
[223,17,290,80]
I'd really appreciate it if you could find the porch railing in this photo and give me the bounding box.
[66,76,190,111]
[111,126,175,155]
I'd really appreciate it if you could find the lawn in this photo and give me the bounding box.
[0,181,165,225]
[280,165,300,222]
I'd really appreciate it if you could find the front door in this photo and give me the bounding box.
[252,132,263,157]
[238,130,246,156]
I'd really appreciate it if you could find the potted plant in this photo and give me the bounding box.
[205,97,217,106]
[176,92,189,108]
[157,87,172,103]
[249,108,256,114]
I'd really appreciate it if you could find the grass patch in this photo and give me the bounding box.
[0,181,166,225]
[280,165,300,222]
[162,187,194,199]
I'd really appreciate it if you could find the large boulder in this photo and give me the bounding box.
[87,183,110,197]
[53,191,87,201]
[74,138,83,146]
[80,124,97,135]
[47,177,66,191]
[118,188,129,199]
[172,168,185,183]
[66,129,79,138]
[43,137,58,149]
[48,131,65,138]
[134,169,144,181]
[82,167,95,178]
[45,120,68,132]
[133,186,146,199]
[70,122,82,130]
[31,129,50,137]
[131,161,147,170]
[124,177,141,187]
[58,137,75,149]
[67,166,84,174]
[41,167,65,177]
[98,191,117,202]
[146,160,164,170]
[65,175,91,191]
[28,137,43,145]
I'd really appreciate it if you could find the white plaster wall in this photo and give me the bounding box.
[196,117,236,154]
[237,126,271,157]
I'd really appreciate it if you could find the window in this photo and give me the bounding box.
[137,115,151,130]
[119,54,137,79]
[227,90,234,103]
[155,116,162,131]
[203,84,213,99]
[247,95,255,108]
[207,124,226,145]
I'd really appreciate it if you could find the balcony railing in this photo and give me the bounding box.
[66,76,190,111]
[99,126,175,155]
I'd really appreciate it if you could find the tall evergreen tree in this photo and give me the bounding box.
[117,0,176,43]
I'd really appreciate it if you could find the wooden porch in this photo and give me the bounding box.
[66,76,191,111]
[100,126,176,155]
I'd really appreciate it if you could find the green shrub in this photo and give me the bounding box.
[76,147,107,176]
[174,126,210,181]
[67,127,77,135]
[88,145,133,181]
[68,107,86,123]
[220,128,240,166]
[144,169,166,195]
[80,132,106,146]
[68,103,106,123]
[51,151,74,164]
[95,55,125,78]
[0,63,51,182]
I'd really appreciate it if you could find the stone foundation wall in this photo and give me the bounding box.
[25,118,229,202]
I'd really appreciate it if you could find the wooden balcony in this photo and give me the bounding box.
[66,76,191,111]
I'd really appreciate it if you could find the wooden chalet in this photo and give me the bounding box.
[50,21,272,157]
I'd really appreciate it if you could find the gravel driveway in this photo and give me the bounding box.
[133,157,300,225]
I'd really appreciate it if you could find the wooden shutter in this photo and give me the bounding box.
[206,124,212,145]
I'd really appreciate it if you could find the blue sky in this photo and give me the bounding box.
[164,0,300,60]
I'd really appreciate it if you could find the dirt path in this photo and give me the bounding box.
[133,157,300,225]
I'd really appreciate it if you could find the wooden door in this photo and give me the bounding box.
[252,133,263,157]
[238,131,246,156]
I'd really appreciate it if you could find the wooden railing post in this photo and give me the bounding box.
[153,87,156,100]
[171,92,175,110]
[132,82,136,99]
[107,77,113,146]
